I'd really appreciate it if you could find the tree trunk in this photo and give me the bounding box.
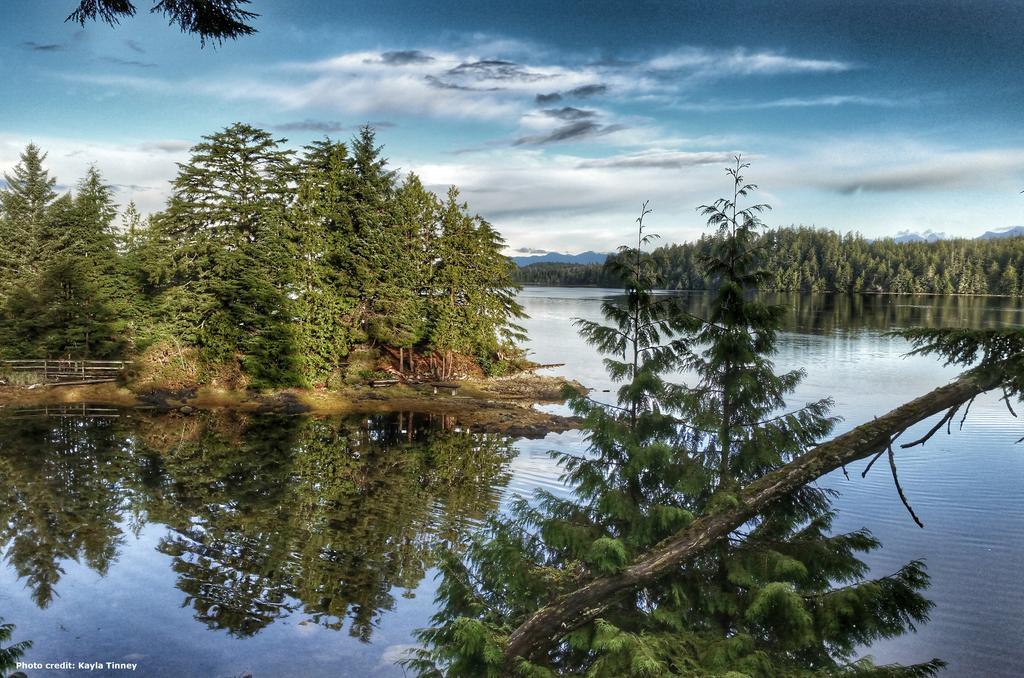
[502,364,1007,665]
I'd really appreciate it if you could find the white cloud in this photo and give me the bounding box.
[138,139,193,153]
[762,137,1024,195]
[5,129,1022,253]
[33,43,1024,250]
[398,136,1024,251]
[62,44,858,128]
[237,48,623,121]
[648,47,852,76]
[577,149,740,169]
[401,148,741,251]
[675,94,902,112]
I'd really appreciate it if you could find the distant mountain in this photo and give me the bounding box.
[885,226,1024,243]
[978,225,1024,240]
[893,229,948,244]
[511,251,609,267]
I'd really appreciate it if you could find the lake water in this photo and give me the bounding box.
[2,288,1023,677]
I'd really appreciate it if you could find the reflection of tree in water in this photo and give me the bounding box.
[776,292,1024,334]
[144,414,302,637]
[0,410,515,640]
[612,292,1024,335]
[285,415,513,640]
[0,414,134,608]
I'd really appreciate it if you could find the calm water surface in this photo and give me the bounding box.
[2,289,1023,677]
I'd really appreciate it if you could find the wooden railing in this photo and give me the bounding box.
[1,359,131,384]
[4,403,125,419]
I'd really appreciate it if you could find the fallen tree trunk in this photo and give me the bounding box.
[503,365,1006,665]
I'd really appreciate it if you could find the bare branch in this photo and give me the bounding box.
[1002,386,1018,417]
[900,404,960,448]
[889,445,924,528]
[959,395,975,430]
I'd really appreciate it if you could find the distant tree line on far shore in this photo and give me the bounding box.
[514,226,1024,296]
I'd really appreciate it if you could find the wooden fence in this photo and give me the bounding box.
[1,359,131,385]
[3,403,125,419]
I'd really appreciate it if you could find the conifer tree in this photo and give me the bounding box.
[112,201,149,341]
[0,125,529,382]
[154,123,300,386]
[289,138,360,381]
[428,187,525,377]
[0,143,57,296]
[67,0,259,46]
[410,159,942,677]
[0,617,31,677]
[347,126,425,350]
[515,225,1024,298]
[389,173,442,370]
[1,166,126,358]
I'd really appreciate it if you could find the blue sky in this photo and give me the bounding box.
[1,0,1022,252]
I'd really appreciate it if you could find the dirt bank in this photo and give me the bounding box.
[0,373,586,438]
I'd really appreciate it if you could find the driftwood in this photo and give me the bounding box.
[369,379,400,388]
[523,362,566,371]
[503,364,1007,665]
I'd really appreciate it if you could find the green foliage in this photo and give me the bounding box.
[514,226,1024,298]
[147,123,300,387]
[894,327,1024,401]
[0,143,56,300]
[0,125,524,385]
[67,0,259,46]
[429,187,526,376]
[0,617,31,676]
[287,128,525,384]
[289,137,363,379]
[0,164,130,358]
[413,158,942,676]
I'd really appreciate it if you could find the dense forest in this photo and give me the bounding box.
[0,124,524,387]
[514,226,1024,296]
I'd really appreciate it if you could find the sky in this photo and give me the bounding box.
[1,0,1023,253]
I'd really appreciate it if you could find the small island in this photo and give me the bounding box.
[0,125,584,434]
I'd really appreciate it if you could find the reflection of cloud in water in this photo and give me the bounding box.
[378,643,419,667]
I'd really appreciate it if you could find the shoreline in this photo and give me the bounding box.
[517,284,1024,299]
[0,372,586,438]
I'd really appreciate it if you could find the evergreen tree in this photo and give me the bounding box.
[428,187,525,377]
[68,0,259,46]
[1,167,126,358]
[390,173,442,369]
[111,201,149,341]
[0,143,57,297]
[999,263,1019,297]
[410,159,941,677]
[347,126,425,351]
[0,125,530,384]
[289,135,441,381]
[0,617,31,677]
[154,123,300,386]
[290,137,362,381]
